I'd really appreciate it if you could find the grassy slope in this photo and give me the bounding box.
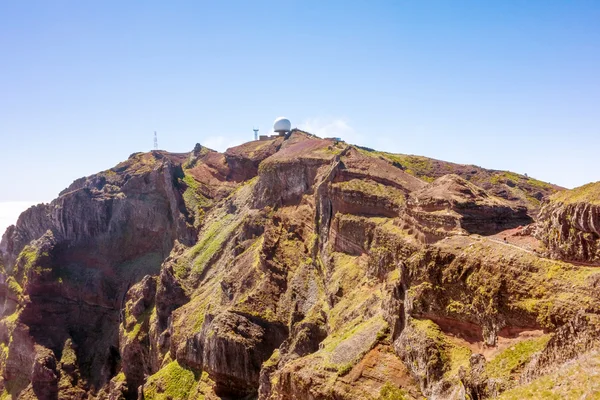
[355,147,562,212]
[498,351,600,399]
[550,181,600,205]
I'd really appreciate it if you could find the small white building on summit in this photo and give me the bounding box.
[273,117,292,135]
[258,117,293,140]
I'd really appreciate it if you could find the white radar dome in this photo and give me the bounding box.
[273,117,292,133]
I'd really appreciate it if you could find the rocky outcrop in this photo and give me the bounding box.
[336,148,425,195]
[393,234,600,398]
[224,137,285,182]
[2,154,196,264]
[329,214,377,255]
[119,275,157,397]
[394,318,462,399]
[402,174,531,242]
[363,150,563,214]
[179,311,287,397]
[521,312,600,383]
[253,136,343,208]
[535,182,600,265]
[329,179,405,218]
[0,152,201,398]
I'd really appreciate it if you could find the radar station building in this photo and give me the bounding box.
[258,117,292,140]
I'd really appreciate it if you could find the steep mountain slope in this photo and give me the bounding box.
[358,149,562,215]
[0,131,597,400]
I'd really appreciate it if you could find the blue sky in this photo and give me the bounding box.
[1,1,599,231]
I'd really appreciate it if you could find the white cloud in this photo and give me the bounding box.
[296,118,365,146]
[0,201,40,238]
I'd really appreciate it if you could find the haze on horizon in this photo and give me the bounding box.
[1,0,599,233]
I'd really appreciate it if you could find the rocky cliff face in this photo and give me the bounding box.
[534,182,600,265]
[401,174,531,243]
[0,130,598,400]
[0,151,204,399]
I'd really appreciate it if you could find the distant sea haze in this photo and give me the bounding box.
[0,201,40,237]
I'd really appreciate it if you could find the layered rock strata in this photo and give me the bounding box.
[0,131,597,400]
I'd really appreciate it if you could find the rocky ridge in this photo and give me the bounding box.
[0,130,598,400]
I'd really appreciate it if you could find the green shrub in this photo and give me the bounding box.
[378,382,408,400]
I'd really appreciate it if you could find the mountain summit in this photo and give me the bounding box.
[0,130,598,400]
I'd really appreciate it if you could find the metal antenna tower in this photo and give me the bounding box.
[154,131,158,150]
[253,127,259,141]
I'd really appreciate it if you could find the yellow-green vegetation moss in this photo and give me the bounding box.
[373,152,437,182]
[126,305,154,340]
[333,179,405,204]
[378,220,413,239]
[526,177,555,191]
[180,174,212,228]
[378,382,409,400]
[488,172,552,191]
[14,245,38,280]
[327,252,373,329]
[356,148,444,183]
[321,318,374,354]
[0,342,8,366]
[368,221,419,279]
[263,348,281,369]
[312,142,345,158]
[143,361,199,400]
[12,241,53,287]
[356,147,557,211]
[182,146,211,169]
[463,262,502,317]
[406,281,434,300]
[486,335,551,380]
[551,181,600,205]
[543,261,598,284]
[412,319,472,378]
[114,372,126,383]
[173,305,207,345]
[6,277,22,298]
[497,351,600,399]
[447,345,472,377]
[188,296,212,333]
[445,240,600,330]
[60,339,77,365]
[120,152,159,175]
[512,260,599,328]
[525,193,542,207]
[321,316,387,374]
[245,139,277,158]
[231,236,283,323]
[183,213,239,279]
[446,299,470,315]
[387,268,401,283]
[4,309,21,326]
[103,168,118,177]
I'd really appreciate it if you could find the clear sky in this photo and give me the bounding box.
[1,1,599,233]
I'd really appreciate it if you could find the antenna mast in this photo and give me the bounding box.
[253,127,259,141]
[154,131,158,150]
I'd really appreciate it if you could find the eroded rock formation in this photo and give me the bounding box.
[0,130,598,400]
[535,182,600,265]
